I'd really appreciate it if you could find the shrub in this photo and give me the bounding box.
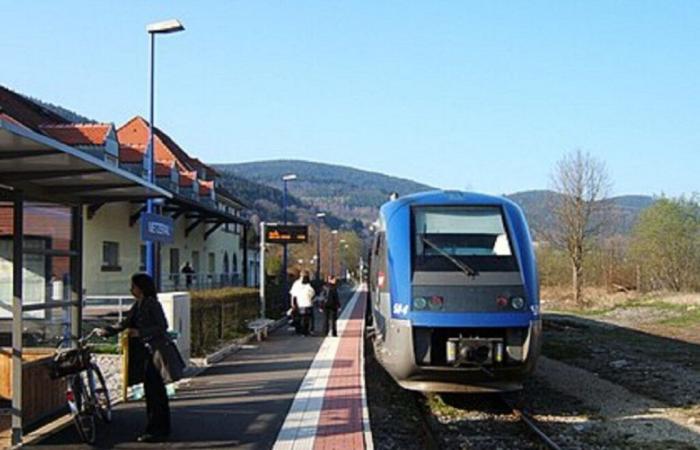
[191,287,260,356]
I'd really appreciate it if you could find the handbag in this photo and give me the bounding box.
[148,337,186,384]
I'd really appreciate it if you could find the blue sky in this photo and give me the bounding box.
[2,1,698,197]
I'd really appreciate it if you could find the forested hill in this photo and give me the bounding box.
[214,160,654,238]
[213,160,434,229]
[507,190,655,238]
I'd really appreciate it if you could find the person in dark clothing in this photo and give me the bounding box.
[96,273,171,443]
[181,262,195,288]
[321,276,341,337]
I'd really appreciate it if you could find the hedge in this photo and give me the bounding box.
[190,287,260,356]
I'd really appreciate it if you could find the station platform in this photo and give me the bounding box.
[25,285,372,450]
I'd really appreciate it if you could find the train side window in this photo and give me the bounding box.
[374,232,384,256]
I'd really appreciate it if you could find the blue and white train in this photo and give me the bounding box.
[368,190,541,393]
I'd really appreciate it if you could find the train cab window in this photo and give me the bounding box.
[413,206,518,272]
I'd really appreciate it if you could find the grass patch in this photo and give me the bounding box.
[658,306,700,327]
[549,294,700,327]
[425,393,462,420]
[90,343,120,354]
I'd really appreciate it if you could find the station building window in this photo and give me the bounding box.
[191,251,200,274]
[102,241,120,271]
[208,252,215,274]
[169,248,180,274]
[139,244,146,272]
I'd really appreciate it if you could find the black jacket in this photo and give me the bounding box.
[105,296,169,343]
[321,285,340,310]
[105,297,184,384]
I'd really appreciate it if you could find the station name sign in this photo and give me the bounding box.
[265,225,308,244]
[141,212,175,244]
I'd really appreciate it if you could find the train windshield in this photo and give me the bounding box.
[413,206,518,272]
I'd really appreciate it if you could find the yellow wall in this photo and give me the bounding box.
[83,203,141,295]
[83,203,245,295]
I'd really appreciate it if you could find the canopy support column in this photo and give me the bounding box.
[71,205,83,339]
[11,191,23,446]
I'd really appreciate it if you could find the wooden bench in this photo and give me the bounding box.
[247,319,275,342]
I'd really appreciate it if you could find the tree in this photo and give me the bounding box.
[629,196,700,291]
[549,150,612,304]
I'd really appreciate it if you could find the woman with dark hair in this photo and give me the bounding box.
[96,273,171,442]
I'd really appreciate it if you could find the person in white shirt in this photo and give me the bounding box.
[289,271,316,335]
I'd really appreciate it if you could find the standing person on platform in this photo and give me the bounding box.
[289,270,315,336]
[181,262,195,288]
[321,276,341,337]
[96,273,174,443]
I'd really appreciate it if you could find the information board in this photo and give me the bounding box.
[265,225,308,244]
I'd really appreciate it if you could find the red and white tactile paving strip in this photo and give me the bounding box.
[273,285,374,450]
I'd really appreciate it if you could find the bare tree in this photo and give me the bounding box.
[549,150,612,305]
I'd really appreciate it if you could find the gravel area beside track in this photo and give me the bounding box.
[367,324,700,449]
[365,335,430,450]
[544,313,700,413]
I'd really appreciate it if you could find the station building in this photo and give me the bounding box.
[0,84,251,443]
[0,86,250,298]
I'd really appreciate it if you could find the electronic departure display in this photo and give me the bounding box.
[265,225,308,244]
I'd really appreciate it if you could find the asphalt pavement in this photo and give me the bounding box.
[25,287,355,450]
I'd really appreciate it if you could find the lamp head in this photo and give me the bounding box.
[147,19,185,34]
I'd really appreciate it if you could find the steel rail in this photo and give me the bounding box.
[412,393,440,450]
[501,396,562,450]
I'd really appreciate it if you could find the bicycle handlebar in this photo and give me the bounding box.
[56,328,102,349]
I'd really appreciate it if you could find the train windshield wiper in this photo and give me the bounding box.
[421,236,478,277]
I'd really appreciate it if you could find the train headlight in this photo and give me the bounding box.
[428,296,444,311]
[413,297,428,310]
[510,296,525,310]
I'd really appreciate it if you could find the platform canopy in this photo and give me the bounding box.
[0,119,171,203]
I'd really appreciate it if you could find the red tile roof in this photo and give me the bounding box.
[39,123,112,146]
[0,112,28,128]
[179,170,196,187]
[199,180,214,195]
[119,143,144,163]
[0,85,69,131]
[117,116,218,178]
[155,160,175,177]
[191,157,219,178]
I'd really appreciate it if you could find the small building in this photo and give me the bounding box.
[0,85,171,445]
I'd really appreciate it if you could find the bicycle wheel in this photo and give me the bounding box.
[71,374,96,444]
[88,363,112,423]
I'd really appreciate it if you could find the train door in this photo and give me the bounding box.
[372,231,390,339]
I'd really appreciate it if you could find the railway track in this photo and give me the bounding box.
[417,392,563,450]
[500,394,562,450]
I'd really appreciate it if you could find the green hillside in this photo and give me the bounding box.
[214,159,434,228]
[214,160,654,239]
[507,190,655,238]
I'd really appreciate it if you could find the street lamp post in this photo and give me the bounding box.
[330,230,338,277]
[145,19,184,288]
[339,239,347,280]
[315,212,326,280]
[282,174,297,304]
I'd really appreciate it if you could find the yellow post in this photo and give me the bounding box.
[121,331,129,402]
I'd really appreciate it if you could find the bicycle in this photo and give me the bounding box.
[51,329,113,444]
